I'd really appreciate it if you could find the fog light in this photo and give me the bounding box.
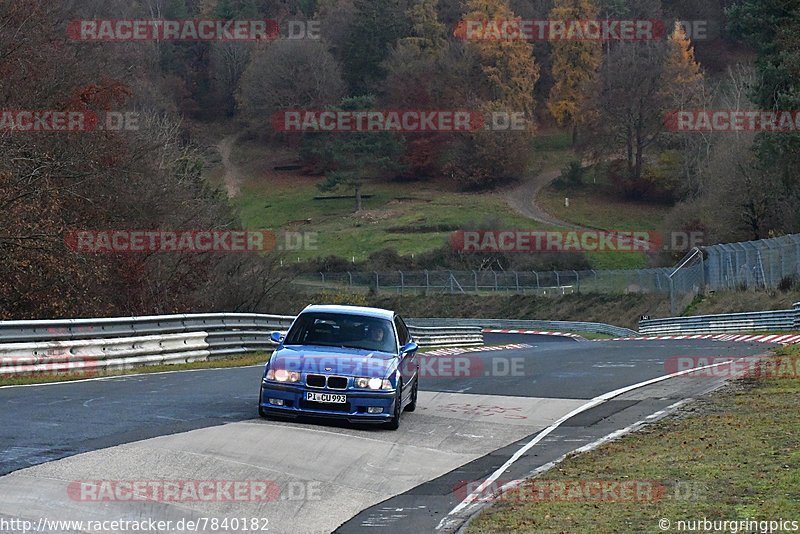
[268,398,285,406]
[367,407,384,414]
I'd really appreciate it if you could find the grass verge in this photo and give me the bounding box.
[468,345,800,533]
[0,353,269,387]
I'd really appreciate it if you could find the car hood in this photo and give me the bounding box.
[270,346,397,378]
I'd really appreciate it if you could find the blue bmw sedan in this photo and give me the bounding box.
[258,305,419,429]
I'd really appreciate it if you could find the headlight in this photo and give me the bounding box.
[355,377,394,390]
[355,377,369,388]
[266,369,300,383]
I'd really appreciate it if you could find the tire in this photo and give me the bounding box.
[385,380,403,430]
[258,388,268,418]
[404,373,418,412]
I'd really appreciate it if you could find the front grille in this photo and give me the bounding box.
[327,376,348,390]
[305,374,349,390]
[306,374,326,388]
[299,400,351,412]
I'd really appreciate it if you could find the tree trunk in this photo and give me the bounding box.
[626,127,634,174]
[634,125,644,182]
[571,123,578,147]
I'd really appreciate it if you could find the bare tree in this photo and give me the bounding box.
[236,40,346,130]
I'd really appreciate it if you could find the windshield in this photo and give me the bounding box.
[284,313,397,353]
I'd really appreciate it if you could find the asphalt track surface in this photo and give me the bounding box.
[0,334,772,533]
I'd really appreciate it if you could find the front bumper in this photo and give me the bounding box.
[259,382,397,424]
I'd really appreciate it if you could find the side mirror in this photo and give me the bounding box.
[400,341,418,355]
[270,332,284,344]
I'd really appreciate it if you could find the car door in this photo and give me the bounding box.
[394,316,416,392]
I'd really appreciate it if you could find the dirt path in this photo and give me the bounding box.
[505,164,652,249]
[218,134,241,198]
[505,167,585,230]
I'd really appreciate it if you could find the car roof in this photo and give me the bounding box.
[300,304,395,321]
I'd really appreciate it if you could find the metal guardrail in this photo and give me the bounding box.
[0,313,296,343]
[0,333,210,375]
[0,314,487,376]
[639,303,800,335]
[407,326,483,347]
[409,318,636,337]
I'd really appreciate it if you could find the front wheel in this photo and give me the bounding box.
[404,373,418,412]
[385,381,403,430]
[258,388,268,418]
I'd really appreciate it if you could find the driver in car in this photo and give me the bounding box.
[367,323,392,351]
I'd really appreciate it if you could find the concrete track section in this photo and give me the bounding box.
[0,392,586,533]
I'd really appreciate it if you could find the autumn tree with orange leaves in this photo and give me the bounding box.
[547,0,602,147]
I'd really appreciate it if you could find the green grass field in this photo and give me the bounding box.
[539,183,673,232]
[230,133,575,261]
[238,180,548,261]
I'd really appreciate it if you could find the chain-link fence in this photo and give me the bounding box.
[296,268,675,296]
[704,234,800,290]
[294,234,800,305]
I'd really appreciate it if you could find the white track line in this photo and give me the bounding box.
[436,357,742,528]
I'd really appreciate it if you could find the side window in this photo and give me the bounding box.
[394,317,410,345]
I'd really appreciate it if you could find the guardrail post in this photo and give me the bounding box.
[795,302,800,330]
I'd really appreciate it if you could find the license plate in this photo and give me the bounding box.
[306,392,347,404]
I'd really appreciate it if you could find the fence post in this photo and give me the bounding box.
[669,276,676,316]
[555,271,560,288]
[347,272,353,287]
[515,272,520,293]
[425,270,430,292]
[573,270,580,293]
[700,251,705,292]
[473,270,478,292]
[375,272,380,293]
[399,271,404,294]
[494,271,498,292]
